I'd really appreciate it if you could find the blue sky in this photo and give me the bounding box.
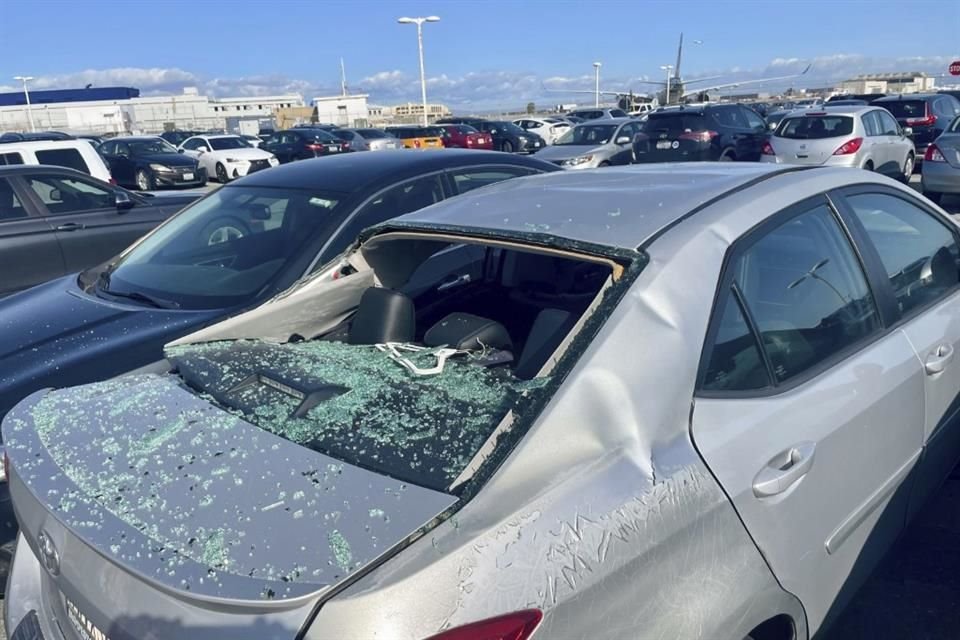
[2,0,958,109]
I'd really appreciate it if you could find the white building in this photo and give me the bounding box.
[390,102,452,122]
[312,94,370,127]
[840,72,936,95]
[0,100,135,135]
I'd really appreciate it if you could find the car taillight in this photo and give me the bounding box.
[108,177,117,185]
[678,130,719,143]
[833,137,863,155]
[906,110,936,127]
[423,610,543,640]
[761,141,775,155]
[414,139,422,148]
[925,144,945,162]
[305,143,326,152]
[341,141,351,149]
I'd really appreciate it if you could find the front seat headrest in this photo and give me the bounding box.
[348,288,415,345]
[424,313,512,352]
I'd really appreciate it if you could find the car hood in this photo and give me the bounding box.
[0,277,220,417]
[207,147,274,160]
[3,371,457,604]
[534,143,608,161]
[136,152,197,167]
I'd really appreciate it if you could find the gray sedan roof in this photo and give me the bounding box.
[395,163,803,250]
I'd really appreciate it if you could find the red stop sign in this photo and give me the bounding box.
[951,60,960,76]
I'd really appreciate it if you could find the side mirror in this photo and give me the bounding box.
[615,136,631,145]
[115,190,135,210]
[902,127,913,136]
[197,148,206,155]
[178,148,185,154]
[49,188,62,202]
[768,122,777,130]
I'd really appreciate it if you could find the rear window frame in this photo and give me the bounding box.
[773,114,855,139]
[33,147,91,175]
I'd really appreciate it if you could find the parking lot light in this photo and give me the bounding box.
[593,62,602,108]
[13,75,36,132]
[397,16,441,127]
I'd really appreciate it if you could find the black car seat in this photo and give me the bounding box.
[515,308,575,380]
[348,288,416,345]
[424,312,512,352]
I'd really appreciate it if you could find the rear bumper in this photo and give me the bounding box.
[5,534,53,640]
[152,167,207,188]
[921,161,960,194]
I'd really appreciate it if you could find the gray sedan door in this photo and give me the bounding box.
[0,177,66,296]
[690,197,924,633]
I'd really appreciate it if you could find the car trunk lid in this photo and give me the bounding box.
[933,133,960,168]
[767,135,838,165]
[3,373,458,634]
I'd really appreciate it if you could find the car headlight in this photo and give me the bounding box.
[562,154,595,166]
[226,157,246,163]
[518,136,528,143]
[148,163,170,171]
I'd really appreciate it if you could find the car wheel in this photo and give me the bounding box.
[216,163,229,183]
[202,217,250,246]
[598,161,611,167]
[899,153,914,183]
[719,150,735,162]
[924,190,943,204]
[135,169,153,191]
[501,140,514,153]
[863,160,874,171]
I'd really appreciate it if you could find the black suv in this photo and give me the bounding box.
[471,121,545,153]
[633,103,768,163]
[871,94,960,158]
[259,129,344,164]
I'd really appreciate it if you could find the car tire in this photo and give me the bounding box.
[924,190,943,204]
[216,163,229,183]
[501,140,514,153]
[899,153,914,183]
[599,161,611,167]
[202,217,250,246]
[863,160,874,172]
[719,150,735,162]
[135,169,153,191]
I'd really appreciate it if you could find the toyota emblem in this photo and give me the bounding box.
[37,529,60,576]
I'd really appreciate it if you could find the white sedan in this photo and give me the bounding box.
[513,117,573,145]
[178,134,279,182]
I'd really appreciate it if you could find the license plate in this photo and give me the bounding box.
[182,172,194,181]
[328,145,338,152]
[66,597,112,640]
[656,141,673,150]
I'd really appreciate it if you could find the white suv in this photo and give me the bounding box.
[0,140,112,183]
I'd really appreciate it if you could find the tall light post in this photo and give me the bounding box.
[593,62,602,107]
[397,15,440,126]
[659,65,673,105]
[13,76,36,132]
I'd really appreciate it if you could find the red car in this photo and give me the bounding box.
[437,124,494,150]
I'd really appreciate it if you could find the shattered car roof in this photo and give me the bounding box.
[389,163,802,250]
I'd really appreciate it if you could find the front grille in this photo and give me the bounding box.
[11,610,44,640]
[248,159,271,173]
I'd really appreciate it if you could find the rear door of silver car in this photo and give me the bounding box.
[690,194,925,633]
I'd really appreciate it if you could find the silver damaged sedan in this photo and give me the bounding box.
[6,164,960,640]
[533,118,640,169]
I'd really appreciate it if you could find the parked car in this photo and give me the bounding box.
[386,126,444,149]
[764,108,797,131]
[99,136,206,191]
[829,93,886,103]
[921,115,960,204]
[533,118,641,168]
[435,116,488,127]
[761,106,916,181]
[565,107,629,120]
[0,131,74,143]
[159,130,204,148]
[513,117,573,144]
[0,140,112,182]
[871,94,960,160]
[633,103,768,163]
[0,164,199,297]
[823,99,868,107]
[259,129,344,164]
[472,120,545,153]
[241,134,263,148]
[178,134,279,183]
[8,164,960,640]
[350,128,404,151]
[437,124,493,150]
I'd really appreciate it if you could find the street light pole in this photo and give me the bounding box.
[398,16,440,126]
[660,65,673,105]
[13,76,36,132]
[593,62,602,108]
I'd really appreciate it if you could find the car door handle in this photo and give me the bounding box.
[752,442,816,498]
[437,273,472,292]
[925,343,955,375]
[54,222,85,232]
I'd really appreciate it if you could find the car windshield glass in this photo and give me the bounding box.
[96,186,346,309]
[129,139,179,155]
[555,124,618,145]
[209,137,251,150]
[878,101,926,118]
[492,122,525,135]
[643,113,707,134]
[775,115,854,139]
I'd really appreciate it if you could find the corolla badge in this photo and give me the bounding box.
[37,529,60,576]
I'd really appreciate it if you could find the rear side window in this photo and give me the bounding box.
[610,109,628,118]
[0,152,24,165]
[702,203,881,390]
[34,148,90,174]
[0,178,27,221]
[878,100,926,119]
[451,168,536,195]
[776,116,854,139]
[846,192,960,316]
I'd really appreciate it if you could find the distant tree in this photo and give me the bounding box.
[526,102,536,114]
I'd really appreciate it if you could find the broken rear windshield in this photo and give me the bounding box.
[166,339,546,492]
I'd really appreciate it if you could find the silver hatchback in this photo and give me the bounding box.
[762,106,915,181]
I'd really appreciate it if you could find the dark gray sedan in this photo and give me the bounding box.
[0,164,200,297]
[922,116,960,204]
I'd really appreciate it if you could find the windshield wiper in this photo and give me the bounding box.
[96,272,180,309]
